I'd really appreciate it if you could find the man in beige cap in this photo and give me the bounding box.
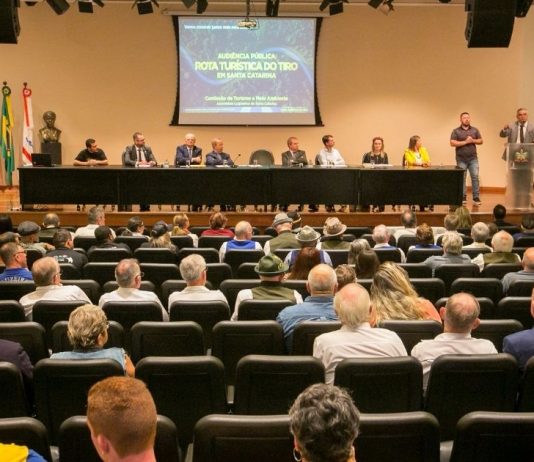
[264,213,301,255]
[318,217,350,250]
[232,254,303,320]
[284,226,333,268]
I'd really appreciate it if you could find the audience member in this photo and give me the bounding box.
[19,257,90,320]
[39,213,63,240]
[171,213,198,247]
[139,221,177,253]
[98,259,168,321]
[463,222,491,251]
[17,221,53,256]
[126,216,147,238]
[47,229,88,270]
[434,213,461,242]
[393,209,417,241]
[487,222,499,239]
[263,213,300,254]
[168,254,228,307]
[335,264,356,289]
[455,205,472,229]
[493,204,514,227]
[88,226,132,255]
[74,206,112,238]
[200,212,234,237]
[513,214,534,243]
[472,230,520,271]
[219,220,262,262]
[318,217,350,250]
[277,264,338,350]
[409,223,441,250]
[370,262,441,324]
[232,255,302,320]
[0,338,33,404]
[501,247,534,294]
[355,249,380,279]
[286,247,321,280]
[372,224,406,262]
[289,383,360,462]
[50,304,134,376]
[0,443,46,461]
[411,292,497,388]
[287,210,302,232]
[503,288,534,370]
[87,376,157,462]
[424,232,471,276]
[347,238,371,265]
[314,282,407,383]
[284,226,333,268]
[0,242,33,281]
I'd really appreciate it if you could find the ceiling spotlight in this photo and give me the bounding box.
[78,0,104,14]
[266,0,279,17]
[133,0,158,14]
[46,0,70,15]
[379,0,394,14]
[319,0,347,15]
[181,0,195,7]
[367,0,382,8]
[196,0,207,13]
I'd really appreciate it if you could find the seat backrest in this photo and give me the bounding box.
[399,263,433,279]
[59,414,182,462]
[224,250,265,277]
[517,356,534,411]
[496,297,531,328]
[169,301,230,349]
[114,235,148,252]
[237,262,260,279]
[212,321,285,384]
[62,279,102,305]
[170,235,194,250]
[461,247,492,259]
[51,320,124,353]
[397,235,419,254]
[160,279,188,307]
[177,247,220,265]
[450,411,534,462]
[102,301,163,333]
[206,263,232,289]
[0,361,30,417]
[356,412,440,462]
[82,263,117,287]
[282,279,309,301]
[379,320,442,354]
[0,281,35,301]
[233,355,325,414]
[102,279,156,295]
[134,247,177,263]
[450,277,503,305]
[474,319,523,353]
[435,297,495,320]
[516,236,534,247]
[291,321,342,355]
[323,249,350,267]
[0,300,26,322]
[425,353,519,440]
[345,226,373,238]
[249,149,274,166]
[507,279,534,297]
[73,236,97,252]
[482,263,522,279]
[237,299,294,321]
[374,248,402,264]
[87,247,132,263]
[192,414,292,462]
[197,236,232,251]
[0,416,52,462]
[136,356,227,452]
[410,278,446,304]
[34,358,123,444]
[437,234,473,247]
[58,263,81,280]
[33,300,88,349]
[130,321,205,363]
[139,263,181,289]
[334,357,423,413]
[407,248,443,263]
[272,248,293,261]
[434,263,480,293]
[0,322,49,364]
[220,279,259,310]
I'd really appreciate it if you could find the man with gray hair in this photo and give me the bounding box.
[501,247,534,294]
[372,224,406,262]
[98,259,168,321]
[393,209,418,242]
[472,230,520,271]
[168,254,228,308]
[313,283,406,384]
[411,292,497,388]
[424,232,471,276]
[263,213,300,255]
[74,206,114,238]
[19,257,90,320]
[277,264,339,351]
[218,220,262,263]
[463,222,491,251]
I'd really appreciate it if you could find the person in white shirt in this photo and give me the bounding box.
[98,259,168,321]
[126,216,148,239]
[19,257,91,320]
[313,282,407,384]
[372,224,406,263]
[411,292,497,389]
[463,222,492,251]
[218,220,262,263]
[75,206,115,238]
[168,254,228,309]
[392,210,418,242]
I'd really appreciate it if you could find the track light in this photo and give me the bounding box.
[78,0,104,14]
[319,0,346,15]
[266,0,279,17]
[46,0,70,15]
[196,0,207,14]
[368,0,394,14]
[132,0,159,15]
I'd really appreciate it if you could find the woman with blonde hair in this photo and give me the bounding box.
[347,238,371,265]
[455,206,472,229]
[50,304,134,376]
[171,212,198,247]
[370,261,441,325]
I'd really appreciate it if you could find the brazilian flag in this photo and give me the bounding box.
[1,83,15,186]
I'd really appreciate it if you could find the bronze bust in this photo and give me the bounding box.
[39,111,61,143]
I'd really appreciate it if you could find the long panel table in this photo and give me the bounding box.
[18,165,463,208]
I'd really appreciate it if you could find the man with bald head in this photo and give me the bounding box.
[219,220,262,263]
[313,283,407,384]
[19,256,90,320]
[502,247,534,294]
[411,292,497,388]
[277,264,339,351]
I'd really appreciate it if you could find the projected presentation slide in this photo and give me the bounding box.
[176,17,319,125]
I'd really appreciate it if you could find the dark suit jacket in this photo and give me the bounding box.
[206,150,234,166]
[175,145,202,166]
[503,328,534,370]
[0,339,34,405]
[122,144,157,167]
[500,122,534,160]
[281,150,308,166]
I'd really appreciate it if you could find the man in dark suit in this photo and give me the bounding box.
[122,132,157,211]
[503,287,534,370]
[0,339,34,404]
[281,136,308,212]
[175,133,203,212]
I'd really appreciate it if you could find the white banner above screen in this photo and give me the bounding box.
[171,16,323,126]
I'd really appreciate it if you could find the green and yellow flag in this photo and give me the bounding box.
[1,82,15,186]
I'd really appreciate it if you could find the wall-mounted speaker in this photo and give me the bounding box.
[465,0,517,48]
[0,0,20,44]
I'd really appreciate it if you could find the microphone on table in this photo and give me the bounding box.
[232,154,241,168]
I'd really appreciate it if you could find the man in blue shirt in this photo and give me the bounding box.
[0,242,33,281]
[277,264,338,351]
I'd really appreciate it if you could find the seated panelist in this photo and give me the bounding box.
[175,132,202,166]
[206,138,234,166]
[74,138,109,167]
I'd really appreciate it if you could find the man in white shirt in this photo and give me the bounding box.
[463,222,492,251]
[168,254,228,309]
[98,259,168,321]
[19,257,91,320]
[411,292,497,388]
[74,206,115,238]
[372,224,406,263]
[313,282,407,384]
